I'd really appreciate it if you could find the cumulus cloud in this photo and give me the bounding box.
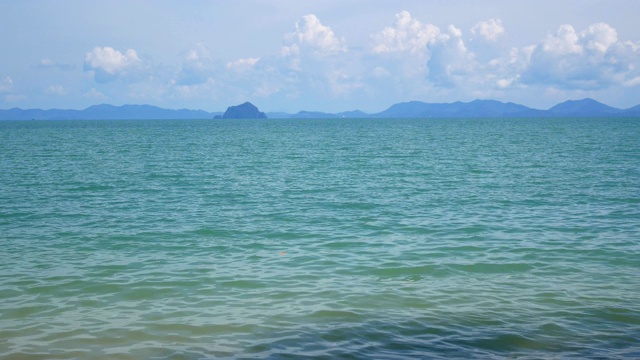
[405,19,639,94]
[168,43,267,101]
[69,15,637,112]
[174,44,217,86]
[582,23,617,53]
[0,76,13,92]
[366,11,505,98]
[371,10,440,54]
[470,19,505,42]
[488,46,534,89]
[275,14,368,101]
[282,14,347,57]
[419,20,640,94]
[521,23,639,89]
[426,25,477,86]
[226,57,260,72]
[366,11,442,95]
[541,25,582,55]
[83,47,142,83]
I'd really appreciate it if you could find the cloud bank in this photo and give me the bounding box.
[83,47,142,83]
[282,14,347,57]
[371,10,440,55]
[521,23,639,90]
[29,10,636,112]
[471,19,505,42]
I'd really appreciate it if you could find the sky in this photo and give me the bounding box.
[1,0,639,113]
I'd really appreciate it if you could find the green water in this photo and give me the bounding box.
[1,118,639,359]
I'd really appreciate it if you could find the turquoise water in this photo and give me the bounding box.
[1,118,639,359]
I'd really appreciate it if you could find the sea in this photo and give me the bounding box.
[1,117,639,359]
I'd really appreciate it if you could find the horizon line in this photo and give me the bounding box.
[2,97,638,114]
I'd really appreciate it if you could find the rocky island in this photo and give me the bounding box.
[220,102,267,119]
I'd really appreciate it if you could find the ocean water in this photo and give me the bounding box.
[1,117,639,359]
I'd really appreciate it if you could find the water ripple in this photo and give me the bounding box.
[1,118,639,359]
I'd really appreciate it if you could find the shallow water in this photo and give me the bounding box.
[1,118,639,359]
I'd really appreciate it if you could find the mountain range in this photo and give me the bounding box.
[1,98,639,120]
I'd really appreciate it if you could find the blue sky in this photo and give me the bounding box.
[1,0,639,112]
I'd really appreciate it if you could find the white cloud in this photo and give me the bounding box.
[625,76,640,87]
[447,24,462,39]
[426,25,477,87]
[274,14,367,102]
[185,45,210,62]
[37,58,75,70]
[488,46,533,89]
[45,85,66,95]
[83,47,142,83]
[470,19,505,42]
[541,25,582,55]
[282,14,347,56]
[496,78,515,88]
[61,15,640,112]
[582,23,617,53]
[521,23,640,89]
[173,78,217,99]
[83,87,107,100]
[414,20,640,95]
[366,11,441,95]
[226,57,260,72]
[254,82,281,98]
[175,44,217,86]
[367,13,505,96]
[626,40,640,52]
[0,76,13,92]
[327,69,363,96]
[40,59,54,67]
[280,43,300,58]
[371,10,441,54]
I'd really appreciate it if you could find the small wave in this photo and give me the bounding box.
[447,262,533,274]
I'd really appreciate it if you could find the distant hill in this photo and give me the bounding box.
[374,99,543,118]
[266,112,293,119]
[82,104,218,120]
[371,98,640,118]
[1,98,639,120]
[547,98,621,117]
[337,110,370,118]
[221,102,266,119]
[267,110,369,119]
[290,110,337,119]
[622,104,640,116]
[0,104,220,120]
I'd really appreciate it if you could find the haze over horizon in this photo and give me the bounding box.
[1,0,639,113]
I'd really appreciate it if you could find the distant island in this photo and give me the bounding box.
[1,98,639,120]
[218,102,267,119]
[0,104,221,121]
